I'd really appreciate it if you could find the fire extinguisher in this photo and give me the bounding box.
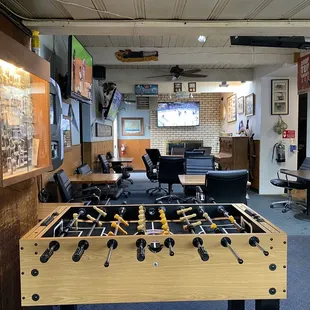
[120,143,126,156]
[272,141,286,163]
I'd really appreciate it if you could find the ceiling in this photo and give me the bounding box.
[104,64,254,69]
[2,0,310,20]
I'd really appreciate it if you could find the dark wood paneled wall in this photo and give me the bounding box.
[0,13,33,310]
[83,140,113,171]
[118,139,150,170]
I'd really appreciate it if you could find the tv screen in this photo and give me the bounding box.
[69,35,93,103]
[157,102,200,127]
[105,89,122,122]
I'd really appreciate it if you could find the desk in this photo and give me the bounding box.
[38,203,83,221]
[178,174,251,187]
[281,170,310,220]
[108,157,133,164]
[69,173,122,185]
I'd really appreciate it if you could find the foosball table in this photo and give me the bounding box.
[20,203,287,310]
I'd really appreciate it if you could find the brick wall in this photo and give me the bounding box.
[150,93,221,154]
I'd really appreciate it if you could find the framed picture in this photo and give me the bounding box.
[188,82,196,92]
[122,117,144,136]
[271,79,289,115]
[227,94,237,123]
[62,116,72,149]
[238,96,244,114]
[245,93,255,117]
[95,123,112,137]
[174,82,182,92]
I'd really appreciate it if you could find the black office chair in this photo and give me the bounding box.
[146,148,161,166]
[270,158,309,213]
[98,154,110,173]
[199,146,212,155]
[184,156,215,195]
[203,170,249,204]
[54,169,102,204]
[106,151,134,172]
[155,156,186,203]
[184,150,205,158]
[76,164,92,175]
[171,147,185,156]
[142,154,168,196]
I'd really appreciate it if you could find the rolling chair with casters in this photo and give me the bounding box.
[170,147,185,156]
[155,156,186,203]
[107,151,134,172]
[198,146,212,156]
[184,150,205,158]
[54,169,103,205]
[202,170,249,204]
[146,148,161,166]
[98,154,131,198]
[142,154,168,196]
[270,169,307,213]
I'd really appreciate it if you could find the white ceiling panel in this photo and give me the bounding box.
[255,0,304,19]
[182,36,200,48]
[285,2,310,19]
[154,36,163,47]
[168,35,178,47]
[181,0,220,19]
[219,0,259,19]
[204,36,230,47]
[61,0,100,19]
[102,0,136,19]
[145,0,177,19]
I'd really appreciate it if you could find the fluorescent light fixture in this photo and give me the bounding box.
[219,81,229,87]
[198,35,206,43]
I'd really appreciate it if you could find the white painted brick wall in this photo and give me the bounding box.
[150,93,221,154]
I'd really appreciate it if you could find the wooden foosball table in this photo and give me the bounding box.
[20,203,287,310]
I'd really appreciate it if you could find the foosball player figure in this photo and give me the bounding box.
[159,208,170,235]
[137,205,146,233]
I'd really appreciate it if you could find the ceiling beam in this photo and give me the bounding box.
[23,19,310,36]
[88,47,295,66]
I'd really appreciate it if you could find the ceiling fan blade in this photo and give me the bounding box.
[146,74,172,78]
[182,69,201,74]
[181,73,208,78]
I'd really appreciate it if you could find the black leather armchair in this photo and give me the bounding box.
[203,170,249,204]
[199,146,212,155]
[76,164,92,175]
[155,156,186,203]
[270,157,309,213]
[142,154,168,196]
[146,148,161,166]
[54,169,102,204]
[184,150,205,158]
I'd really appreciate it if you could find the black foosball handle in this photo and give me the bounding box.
[136,238,146,262]
[40,241,60,263]
[72,240,89,262]
[197,246,209,262]
[164,238,175,257]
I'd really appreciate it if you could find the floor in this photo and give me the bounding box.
[56,173,310,310]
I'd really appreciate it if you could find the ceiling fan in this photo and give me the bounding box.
[147,65,208,80]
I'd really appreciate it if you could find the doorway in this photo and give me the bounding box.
[298,93,307,168]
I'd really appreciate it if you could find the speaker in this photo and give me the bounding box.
[93,65,106,80]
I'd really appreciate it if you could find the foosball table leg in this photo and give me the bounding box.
[227,300,245,310]
[255,299,280,310]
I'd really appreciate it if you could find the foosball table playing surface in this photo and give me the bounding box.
[20,203,287,309]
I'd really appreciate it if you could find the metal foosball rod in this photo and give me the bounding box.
[213,207,269,256]
[72,204,109,262]
[104,206,126,267]
[221,237,244,264]
[198,206,222,233]
[217,206,246,233]
[40,208,87,263]
[177,205,209,261]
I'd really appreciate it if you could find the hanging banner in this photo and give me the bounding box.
[298,54,310,94]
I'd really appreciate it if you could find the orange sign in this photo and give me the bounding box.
[298,54,310,94]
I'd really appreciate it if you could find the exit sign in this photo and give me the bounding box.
[282,130,295,139]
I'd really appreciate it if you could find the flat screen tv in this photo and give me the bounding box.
[104,89,122,122]
[157,102,200,127]
[68,35,93,104]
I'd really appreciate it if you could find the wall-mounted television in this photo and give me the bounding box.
[104,88,122,122]
[68,35,93,104]
[157,102,200,127]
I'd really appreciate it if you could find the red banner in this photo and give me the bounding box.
[282,130,295,139]
[298,54,310,94]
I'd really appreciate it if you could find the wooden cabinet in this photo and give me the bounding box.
[215,137,248,170]
[0,31,51,187]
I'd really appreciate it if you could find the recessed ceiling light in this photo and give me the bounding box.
[198,35,206,43]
